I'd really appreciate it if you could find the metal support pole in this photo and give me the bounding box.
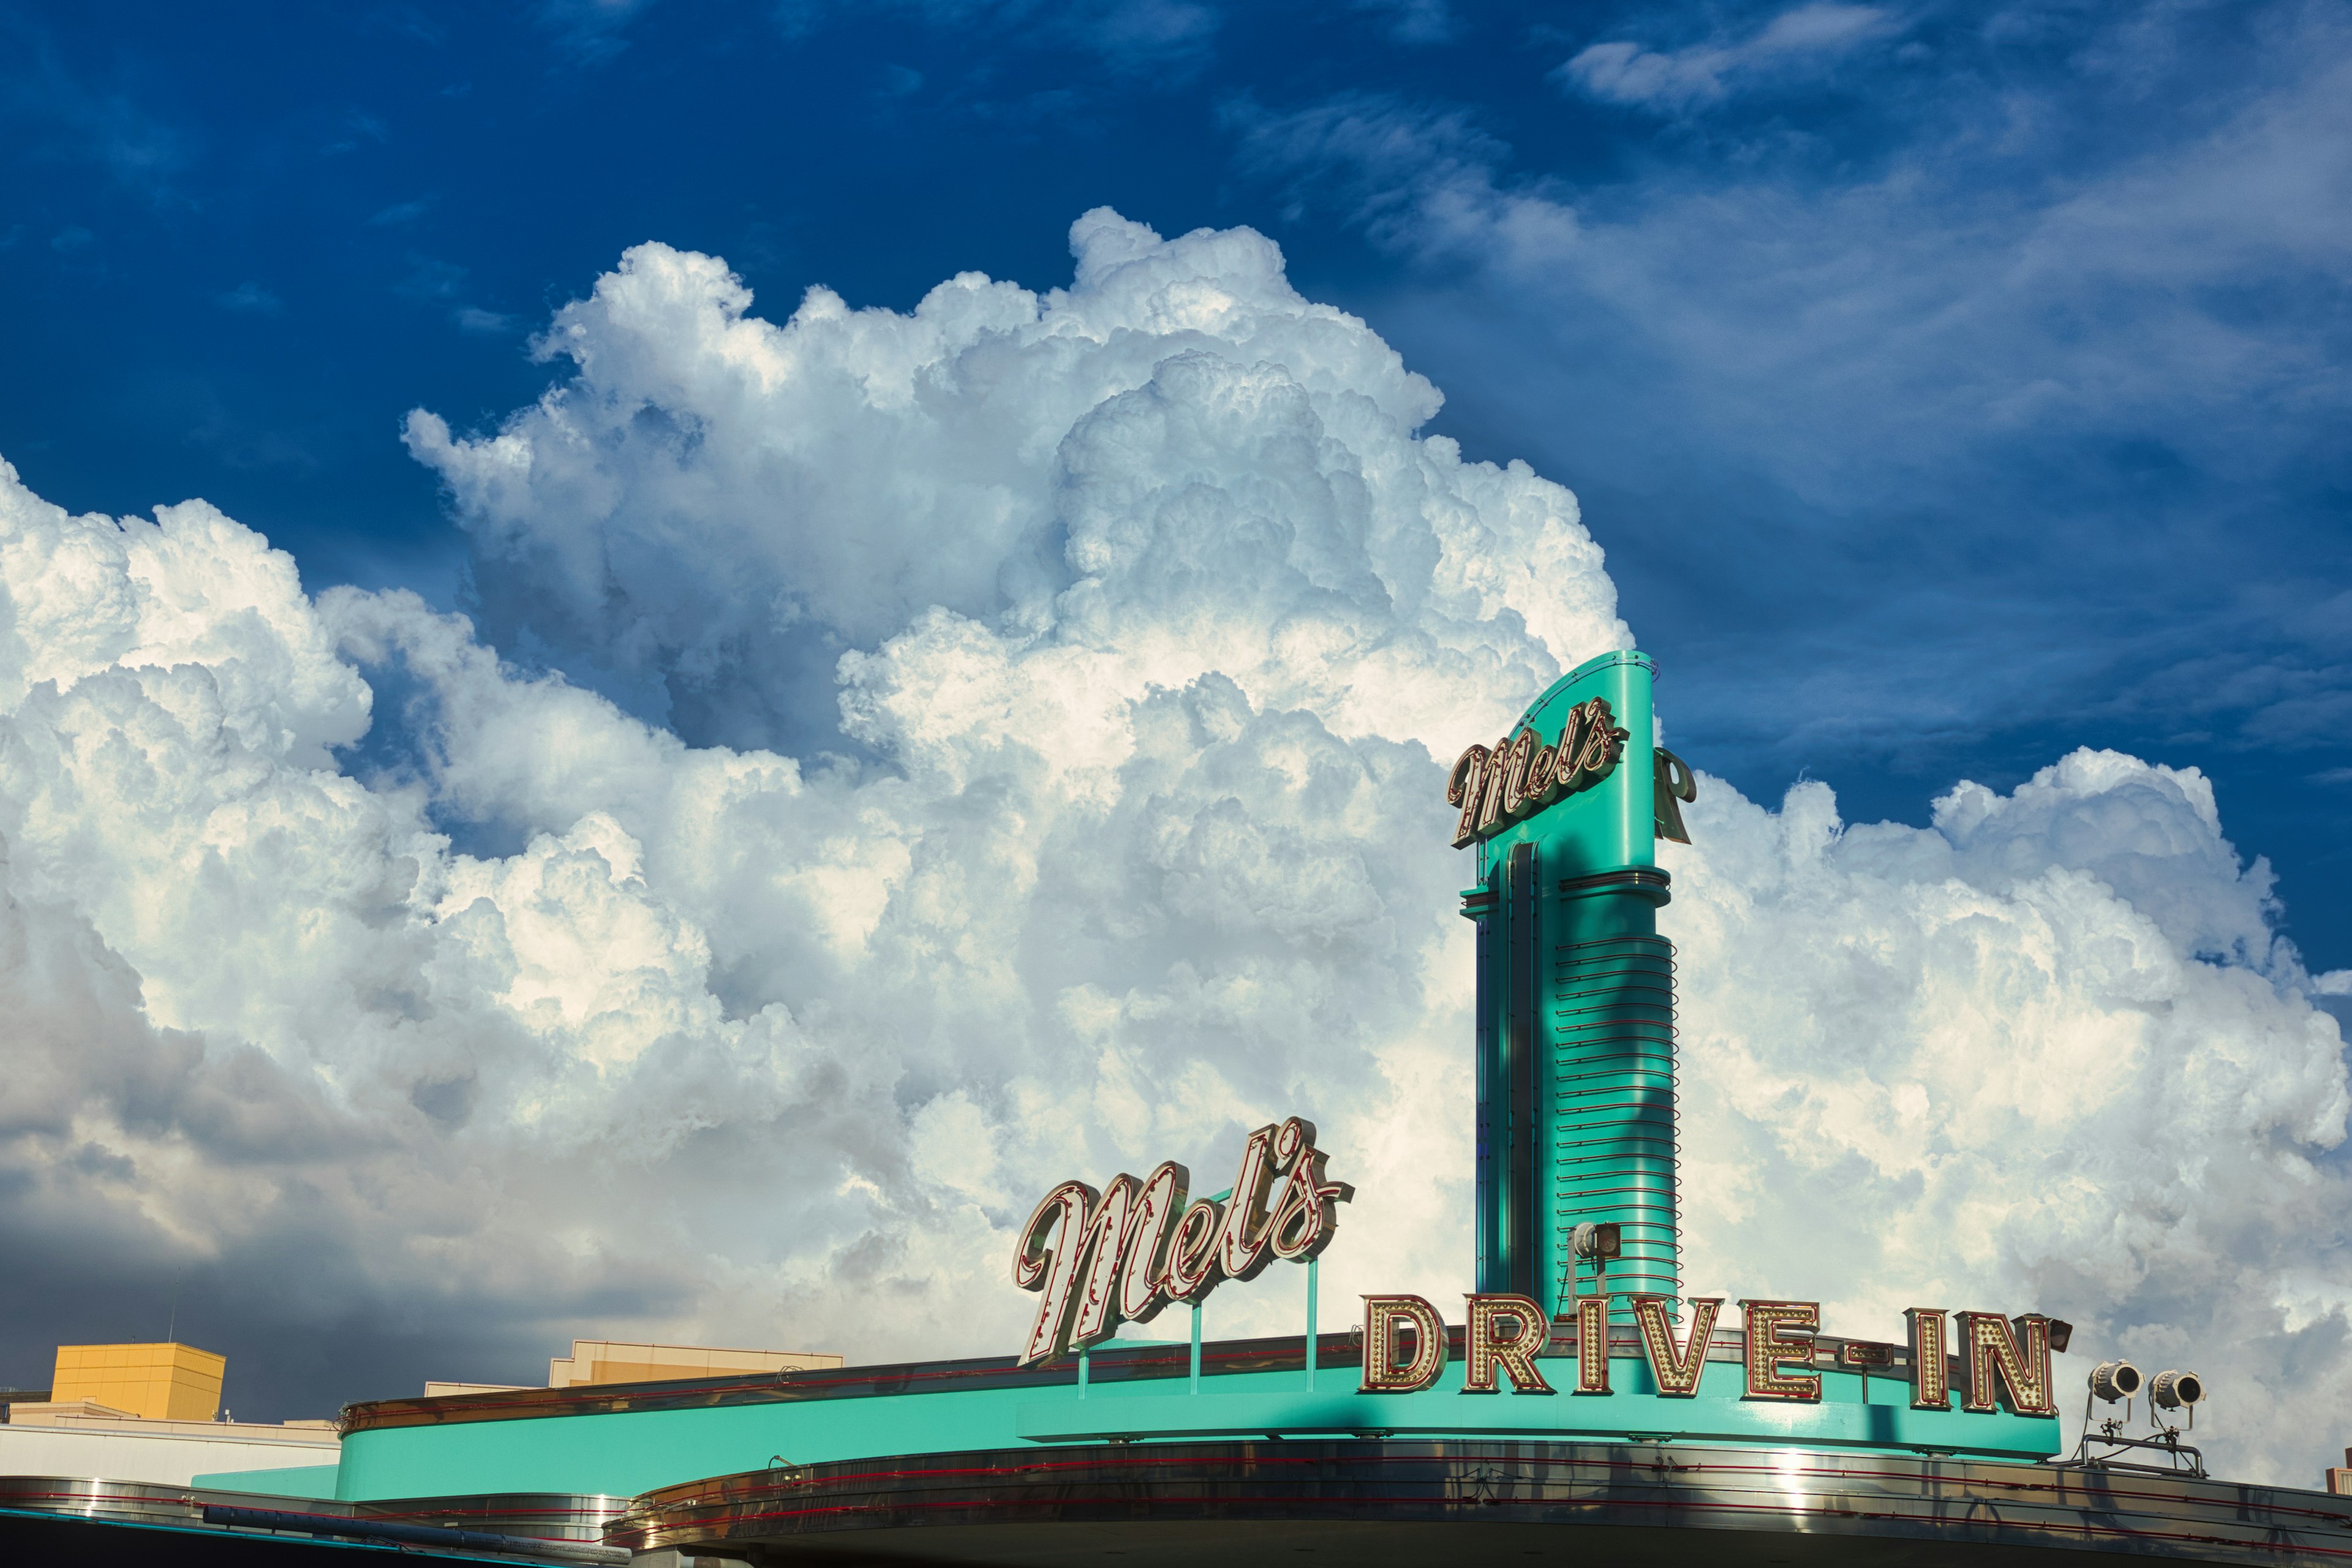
[1189,1186,1229,1398]
[1305,1256,1319,1391]
[1078,1344,1089,1400]
[1189,1303,1202,1394]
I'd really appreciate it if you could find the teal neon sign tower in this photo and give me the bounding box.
[1454,650,1685,1323]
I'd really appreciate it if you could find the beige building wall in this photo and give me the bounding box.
[51,1343,225,1422]
[420,1381,529,1398]
[545,1339,842,1389]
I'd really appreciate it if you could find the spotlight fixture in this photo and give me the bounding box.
[1559,1222,1624,1308]
[2090,1360,2143,1403]
[2065,1355,2206,1477]
[2150,1370,2204,1411]
[2046,1319,2074,1354]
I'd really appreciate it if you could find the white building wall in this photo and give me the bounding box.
[0,1422,337,1487]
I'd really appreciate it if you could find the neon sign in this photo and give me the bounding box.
[1446,697,1630,848]
[1012,1118,1351,1366]
[1007,1134,2061,1420]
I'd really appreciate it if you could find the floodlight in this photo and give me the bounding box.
[2150,1370,2203,1410]
[2046,1319,2073,1354]
[1572,1222,1621,1261]
[2089,1360,2142,1402]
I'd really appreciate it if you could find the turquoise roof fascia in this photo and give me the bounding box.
[187,1463,344,1500]
[335,1358,2058,1502]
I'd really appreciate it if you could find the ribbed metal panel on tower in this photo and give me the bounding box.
[1551,930,1680,1314]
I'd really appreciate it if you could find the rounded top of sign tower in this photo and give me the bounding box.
[1517,649,1656,730]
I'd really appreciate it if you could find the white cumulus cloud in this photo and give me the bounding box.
[0,210,2342,1485]
[1667,752,2350,1483]
[400,211,1614,754]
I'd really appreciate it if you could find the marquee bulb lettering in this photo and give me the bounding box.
[1956,1311,2060,1416]
[1462,1294,1553,1395]
[1741,1299,1822,1401]
[1346,1294,2060,1410]
[1907,1307,1952,1410]
[1359,1294,1448,1393]
[1634,1295,1720,1397]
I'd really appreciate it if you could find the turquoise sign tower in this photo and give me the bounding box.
[1450,649,1692,1323]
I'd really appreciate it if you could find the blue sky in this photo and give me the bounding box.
[8,2,2343,970]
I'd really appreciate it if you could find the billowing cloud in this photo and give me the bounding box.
[400,211,1613,753]
[1668,752,2350,1483]
[0,212,2343,1485]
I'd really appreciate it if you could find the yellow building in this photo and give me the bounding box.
[50,1343,225,1422]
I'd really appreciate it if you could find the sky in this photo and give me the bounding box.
[0,0,2346,1485]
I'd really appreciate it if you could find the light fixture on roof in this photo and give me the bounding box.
[1559,1221,1623,1312]
[2150,1370,2204,1427]
[2090,1359,2143,1406]
[2063,1357,2207,1478]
